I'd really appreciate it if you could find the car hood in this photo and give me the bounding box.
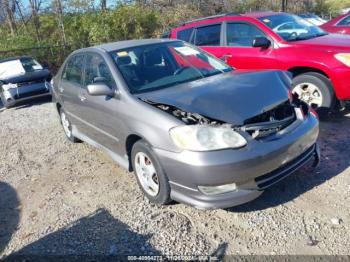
[292,34,350,50]
[137,70,290,125]
[0,69,50,84]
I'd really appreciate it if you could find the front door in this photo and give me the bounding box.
[76,53,124,154]
[221,22,277,70]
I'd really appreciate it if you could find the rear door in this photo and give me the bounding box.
[192,23,227,60]
[220,21,277,69]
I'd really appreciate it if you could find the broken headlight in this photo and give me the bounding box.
[169,125,247,151]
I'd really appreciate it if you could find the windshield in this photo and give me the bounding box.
[0,57,43,79]
[259,14,327,41]
[110,41,233,94]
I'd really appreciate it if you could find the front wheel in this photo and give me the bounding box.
[59,108,80,143]
[131,140,172,205]
[292,72,336,117]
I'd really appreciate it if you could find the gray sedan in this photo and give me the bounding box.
[51,39,320,209]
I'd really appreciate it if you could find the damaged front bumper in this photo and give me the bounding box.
[1,81,51,107]
[154,113,319,209]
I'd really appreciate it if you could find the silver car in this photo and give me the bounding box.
[0,56,51,108]
[52,39,320,209]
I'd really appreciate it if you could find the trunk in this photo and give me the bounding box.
[2,0,17,36]
[28,0,41,43]
[54,0,66,46]
[101,0,106,10]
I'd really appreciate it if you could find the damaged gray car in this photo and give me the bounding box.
[51,39,320,209]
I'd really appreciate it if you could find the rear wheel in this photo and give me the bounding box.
[131,140,171,205]
[292,72,335,117]
[59,108,79,143]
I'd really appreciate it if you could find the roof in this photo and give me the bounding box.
[92,39,179,52]
[180,12,240,26]
[0,56,32,64]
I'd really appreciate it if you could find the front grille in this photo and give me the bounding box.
[242,101,296,139]
[255,144,316,190]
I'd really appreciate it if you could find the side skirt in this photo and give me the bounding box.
[72,125,129,171]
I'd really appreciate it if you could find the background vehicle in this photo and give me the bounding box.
[299,13,327,26]
[0,56,51,108]
[169,12,350,116]
[320,13,350,34]
[52,39,319,209]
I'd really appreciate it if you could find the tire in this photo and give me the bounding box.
[59,107,80,143]
[131,140,172,205]
[292,72,335,118]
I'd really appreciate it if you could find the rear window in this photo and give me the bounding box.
[177,28,194,42]
[194,24,221,46]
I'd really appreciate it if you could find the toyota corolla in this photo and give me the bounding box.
[51,39,320,209]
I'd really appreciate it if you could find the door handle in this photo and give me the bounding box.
[220,54,233,62]
[79,95,86,102]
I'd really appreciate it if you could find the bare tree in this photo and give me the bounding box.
[28,0,42,42]
[54,0,67,46]
[1,0,17,36]
[101,0,106,10]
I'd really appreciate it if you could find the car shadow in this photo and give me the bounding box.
[5,208,161,260]
[226,110,350,213]
[0,182,20,255]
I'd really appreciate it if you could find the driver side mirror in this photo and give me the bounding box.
[252,37,271,49]
[87,82,115,97]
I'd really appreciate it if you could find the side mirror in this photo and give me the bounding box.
[87,83,115,97]
[252,37,271,49]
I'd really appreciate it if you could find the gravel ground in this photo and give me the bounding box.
[0,99,350,258]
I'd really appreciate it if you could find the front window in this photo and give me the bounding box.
[0,57,43,79]
[110,41,232,94]
[259,14,327,41]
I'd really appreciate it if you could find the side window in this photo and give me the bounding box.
[177,28,194,42]
[194,24,221,46]
[338,15,350,26]
[62,55,84,84]
[85,54,115,89]
[226,23,266,47]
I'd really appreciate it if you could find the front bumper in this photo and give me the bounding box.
[154,113,319,209]
[2,81,51,107]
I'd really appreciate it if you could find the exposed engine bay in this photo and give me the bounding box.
[142,97,309,140]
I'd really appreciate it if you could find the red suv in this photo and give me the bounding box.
[169,11,350,115]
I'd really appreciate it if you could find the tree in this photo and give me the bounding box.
[1,0,17,36]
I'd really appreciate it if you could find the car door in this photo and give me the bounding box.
[59,54,85,129]
[219,22,277,70]
[192,23,227,60]
[76,52,124,154]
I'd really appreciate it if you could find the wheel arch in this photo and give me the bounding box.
[125,134,143,172]
[288,66,329,79]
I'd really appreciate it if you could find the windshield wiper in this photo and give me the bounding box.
[289,32,328,41]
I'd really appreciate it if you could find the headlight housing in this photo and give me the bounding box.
[335,53,350,67]
[169,125,247,151]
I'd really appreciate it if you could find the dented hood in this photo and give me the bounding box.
[137,70,290,125]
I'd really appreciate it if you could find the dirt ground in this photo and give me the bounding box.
[0,98,349,258]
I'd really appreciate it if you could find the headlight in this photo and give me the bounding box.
[2,83,17,91]
[335,53,350,67]
[169,125,247,151]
